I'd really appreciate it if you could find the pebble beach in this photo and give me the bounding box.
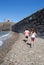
[0,32,19,64]
[0,33,44,65]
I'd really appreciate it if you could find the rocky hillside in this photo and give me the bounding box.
[12,8,44,35]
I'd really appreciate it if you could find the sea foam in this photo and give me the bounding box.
[0,41,3,46]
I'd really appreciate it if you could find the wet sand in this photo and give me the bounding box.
[0,32,19,64]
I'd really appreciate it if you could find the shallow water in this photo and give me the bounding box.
[0,31,9,36]
[0,31,11,46]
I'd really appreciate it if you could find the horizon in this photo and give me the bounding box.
[0,0,44,22]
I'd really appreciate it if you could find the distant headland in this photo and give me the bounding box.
[0,20,14,31]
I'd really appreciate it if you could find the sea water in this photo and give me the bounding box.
[0,31,11,46]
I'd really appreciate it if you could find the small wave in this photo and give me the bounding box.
[0,41,3,46]
[0,34,9,38]
[0,32,11,41]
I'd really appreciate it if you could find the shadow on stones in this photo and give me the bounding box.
[23,39,27,43]
[27,43,31,48]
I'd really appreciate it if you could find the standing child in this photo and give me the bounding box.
[31,28,37,47]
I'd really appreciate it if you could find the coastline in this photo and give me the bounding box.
[0,32,19,64]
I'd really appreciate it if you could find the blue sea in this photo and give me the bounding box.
[0,31,11,46]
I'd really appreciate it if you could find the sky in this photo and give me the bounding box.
[0,0,44,22]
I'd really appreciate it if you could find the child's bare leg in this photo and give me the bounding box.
[31,40,34,47]
[33,41,34,46]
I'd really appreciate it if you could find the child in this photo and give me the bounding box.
[24,29,30,39]
[24,29,30,43]
[31,28,37,46]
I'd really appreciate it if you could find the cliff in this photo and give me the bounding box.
[12,8,44,35]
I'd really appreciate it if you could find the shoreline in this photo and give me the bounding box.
[0,32,19,64]
[0,31,12,46]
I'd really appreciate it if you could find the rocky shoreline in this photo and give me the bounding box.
[0,33,44,65]
[0,32,19,64]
